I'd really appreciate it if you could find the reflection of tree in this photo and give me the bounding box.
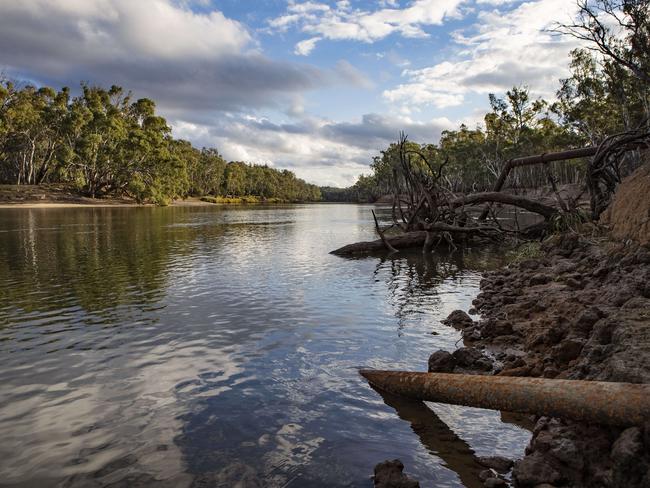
[372,385,484,488]
[0,208,224,323]
[372,248,507,332]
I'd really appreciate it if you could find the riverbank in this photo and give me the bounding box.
[0,185,305,208]
[442,232,650,487]
[373,165,650,487]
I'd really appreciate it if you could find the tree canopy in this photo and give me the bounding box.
[0,82,321,204]
[327,0,649,202]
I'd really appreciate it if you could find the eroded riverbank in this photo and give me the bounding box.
[425,232,650,487]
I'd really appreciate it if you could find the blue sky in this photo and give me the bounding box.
[0,0,582,186]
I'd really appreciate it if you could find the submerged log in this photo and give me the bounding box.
[330,224,496,256]
[360,370,650,427]
[331,231,426,255]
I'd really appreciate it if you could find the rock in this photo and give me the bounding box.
[442,310,474,328]
[574,307,603,335]
[452,347,493,371]
[530,273,552,286]
[481,320,514,338]
[484,478,507,487]
[498,365,532,377]
[544,323,567,345]
[565,277,583,289]
[592,265,611,277]
[611,427,643,468]
[476,456,514,473]
[428,350,456,373]
[479,469,496,481]
[373,460,420,488]
[513,452,562,487]
[551,338,584,363]
[520,259,540,270]
[462,326,482,341]
[634,249,650,264]
[548,438,581,470]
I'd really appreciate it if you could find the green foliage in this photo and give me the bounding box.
[548,208,590,235]
[505,241,542,264]
[325,85,585,202]
[330,45,648,203]
[0,82,321,204]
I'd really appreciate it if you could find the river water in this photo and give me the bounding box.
[0,204,531,487]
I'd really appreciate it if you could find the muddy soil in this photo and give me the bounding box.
[435,232,650,487]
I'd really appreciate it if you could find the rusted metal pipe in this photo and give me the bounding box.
[360,370,650,427]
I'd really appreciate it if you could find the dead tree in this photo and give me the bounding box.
[332,128,649,256]
[587,121,650,218]
[478,147,598,220]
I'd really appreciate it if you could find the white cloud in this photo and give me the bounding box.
[334,60,374,89]
[0,0,326,114]
[383,0,583,109]
[270,0,465,55]
[1,0,250,61]
[173,113,454,186]
[295,37,322,55]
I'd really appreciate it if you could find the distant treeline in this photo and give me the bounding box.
[324,46,649,203]
[0,82,321,204]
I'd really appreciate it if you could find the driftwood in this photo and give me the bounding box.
[361,370,650,427]
[450,192,558,219]
[478,146,597,220]
[331,231,427,256]
[372,209,398,253]
[331,224,500,256]
[331,130,649,256]
[587,122,650,218]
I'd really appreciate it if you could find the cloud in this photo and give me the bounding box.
[334,60,375,89]
[173,113,454,187]
[270,0,464,55]
[295,37,322,56]
[0,0,324,116]
[383,0,583,109]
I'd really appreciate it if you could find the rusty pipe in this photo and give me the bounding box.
[360,370,650,427]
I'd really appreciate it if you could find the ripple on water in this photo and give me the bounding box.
[0,205,529,487]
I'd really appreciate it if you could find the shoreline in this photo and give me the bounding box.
[425,232,650,487]
[0,197,328,209]
[0,185,322,209]
[0,198,215,209]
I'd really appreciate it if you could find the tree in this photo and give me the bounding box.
[557,0,650,85]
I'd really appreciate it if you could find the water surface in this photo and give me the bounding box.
[0,204,530,487]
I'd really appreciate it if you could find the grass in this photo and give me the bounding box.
[200,195,287,204]
[505,241,543,264]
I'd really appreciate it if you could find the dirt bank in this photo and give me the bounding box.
[430,230,650,487]
[396,164,650,488]
[600,163,650,245]
[0,185,220,208]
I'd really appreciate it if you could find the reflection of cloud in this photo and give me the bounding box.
[0,323,244,486]
[262,423,325,486]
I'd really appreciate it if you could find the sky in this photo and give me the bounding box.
[0,0,584,187]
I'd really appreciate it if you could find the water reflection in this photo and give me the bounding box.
[0,205,530,487]
[372,387,484,488]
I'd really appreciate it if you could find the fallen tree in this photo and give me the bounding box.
[331,129,649,256]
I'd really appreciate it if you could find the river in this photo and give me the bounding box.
[0,204,531,487]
